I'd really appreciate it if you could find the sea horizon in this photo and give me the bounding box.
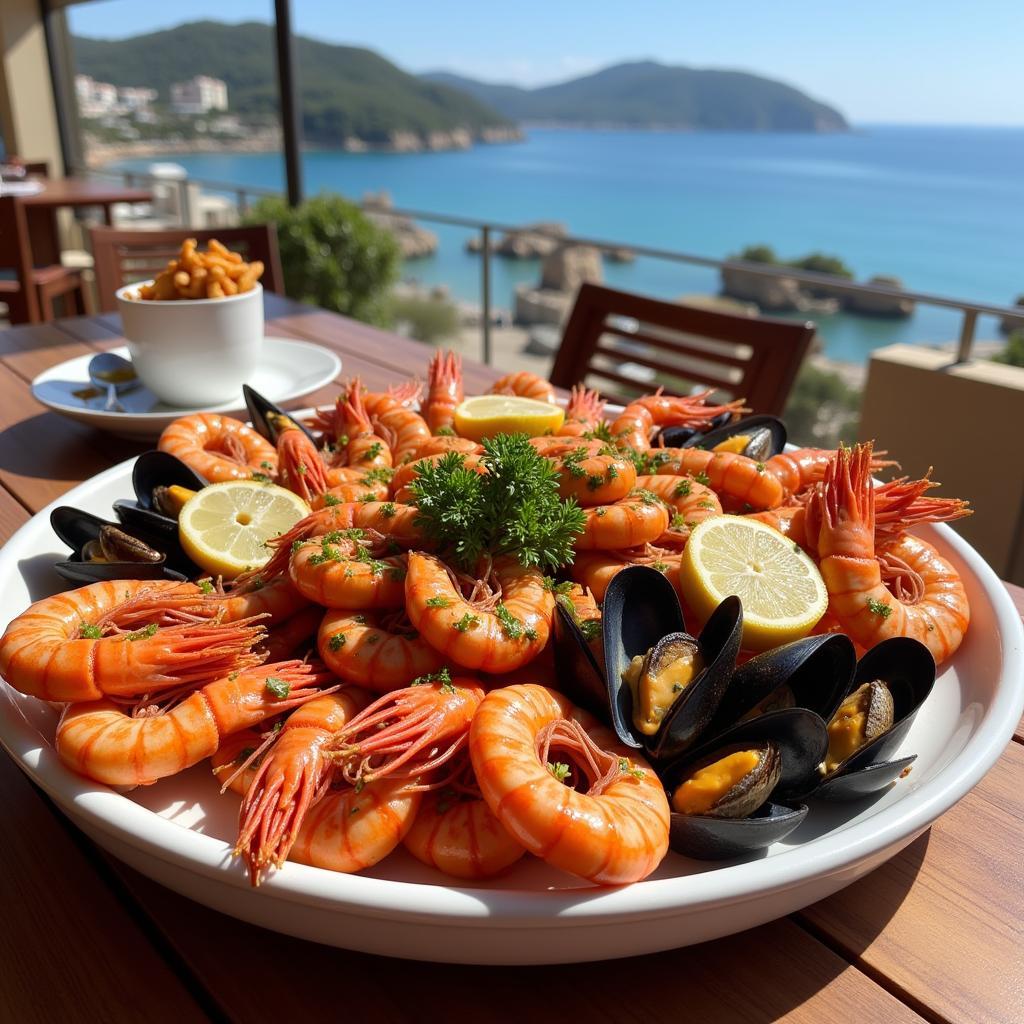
[107,124,1024,365]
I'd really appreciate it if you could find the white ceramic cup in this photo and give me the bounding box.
[116,281,264,407]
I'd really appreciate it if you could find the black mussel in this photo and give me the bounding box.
[601,566,743,762]
[803,637,936,801]
[658,409,735,448]
[708,633,856,734]
[113,450,208,537]
[50,507,188,584]
[552,599,606,716]
[681,415,786,461]
[661,708,826,859]
[244,384,317,445]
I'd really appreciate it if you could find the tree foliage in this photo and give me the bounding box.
[783,362,861,448]
[991,330,1024,368]
[246,195,400,325]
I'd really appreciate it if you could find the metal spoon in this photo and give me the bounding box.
[87,352,140,412]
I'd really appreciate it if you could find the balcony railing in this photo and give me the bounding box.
[78,164,1024,367]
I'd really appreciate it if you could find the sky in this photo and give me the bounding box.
[67,0,1024,125]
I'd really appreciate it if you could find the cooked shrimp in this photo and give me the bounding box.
[158,413,277,483]
[389,450,485,498]
[405,552,553,673]
[469,685,669,884]
[325,677,485,788]
[559,385,606,437]
[646,447,784,510]
[610,390,745,450]
[363,390,432,466]
[549,443,636,507]
[318,608,444,691]
[269,413,329,502]
[290,776,423,875]
[231,689,370,884]
[256,502,424,580]
[636,474,722,543]
[411,436,483,460]
[56,661,328,787]
[807,443,970,665]
[311,478,390,509]
[259,605,325,662]
[489,370,556,403]
[767,446,896,499]
[0,580,262,702]
[403,751,526,879]
[424,350,463,434]
[289,535,407,609]
[214,575,310,627]
[339,382,393,470]
[575,492,670,550]
[571,545,683,601]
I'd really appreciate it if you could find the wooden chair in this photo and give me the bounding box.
[90,224,284,312]
[0,196,90,324]
[549,283,816,415]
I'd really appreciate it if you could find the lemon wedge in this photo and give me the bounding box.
[679,515,828,652]
[453,394,564,441]
[178,481,310,579]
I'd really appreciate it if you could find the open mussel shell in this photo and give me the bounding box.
[805,637,936,802]
[602,566,743,761]
[708,633,856,734]
[552,600,606,716]
[680,415,786,461]
[50,507,188,584]
[244,384,317,445]
[113,450,208,537]
[657,409,735,449]
[660,709,825,860]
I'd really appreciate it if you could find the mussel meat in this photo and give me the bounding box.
[82,525,163,565]
[822,680,894,775]
[621,633,704,737]
[670,741,780,819]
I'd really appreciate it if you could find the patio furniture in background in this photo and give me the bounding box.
[0,196,90,324]
[549,282,815,413]
[90,224,284,311]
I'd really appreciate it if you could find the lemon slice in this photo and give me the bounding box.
[680,515,828,652]
[453,394,564,441]
[178,481,310,578]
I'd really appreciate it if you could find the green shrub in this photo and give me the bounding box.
[245,194,400,325]
[735,244,777,263]
[991,329,1024,368]
[389,293,461,345]
[783,362,861,448]
[788,253,854,279]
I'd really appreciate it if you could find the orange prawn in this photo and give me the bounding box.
[318,608,445,691]
[0,580,262,702]
[289,536,407,609]
[549,442,636,507]
[636,474,722,543]
[576,491,670,550]
[489,370,556,403]
[807,443,970,665]
[767,446,897,499]
[571,545,684,601]
[56,661,330,787]
[470,684,669,884]
[158,413,277,483]
[559,385,606,437]
[610,390,745,451]
[405,552,553,673]
[424,350,463,434]
[646,447,784,510]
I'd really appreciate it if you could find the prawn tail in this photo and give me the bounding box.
[277,430,329,501]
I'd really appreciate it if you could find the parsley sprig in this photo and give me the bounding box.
[410,433,585,572]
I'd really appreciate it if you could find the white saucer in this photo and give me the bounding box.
[31,338,341,440]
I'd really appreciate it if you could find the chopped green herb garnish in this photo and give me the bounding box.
[867,597,893,618]
[361,442,384,462]
[250,472,272,483]
[425,595,451,608]
[694,471,711,486]
[436,426,456,437]
[198,579,215,594]
[674,479,692,498]
[379,502,396,519]
[265,676,290,698]
[495,602,526,640]
[126,623,159,642]
[453,612,480,633]
[548,762,571,782]
[618,757,645,780]
[78,622,103,639]
[328,633,346,651]
[412,666,453,688]
[322,493,341,506]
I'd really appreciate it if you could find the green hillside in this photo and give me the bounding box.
[72,21,513,145]
[424,61,848,132]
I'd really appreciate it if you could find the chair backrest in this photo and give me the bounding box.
[89,224,284,312]
[549,283,816,416]
[0,196,40,322]
[19,161,50,178]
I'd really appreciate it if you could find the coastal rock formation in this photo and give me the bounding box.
[844,275,916,317]
[720,265,810,312]
[362,191,438,259]
[514,243,603,326]
[465,222,568,258]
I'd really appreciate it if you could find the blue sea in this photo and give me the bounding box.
[109,125,1024,364]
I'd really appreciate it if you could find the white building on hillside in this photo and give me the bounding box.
[170,76,228,115]
[75,75,158,118]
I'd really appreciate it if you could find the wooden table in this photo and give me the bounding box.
[18,176,153,266]
[1,295,1021,1024]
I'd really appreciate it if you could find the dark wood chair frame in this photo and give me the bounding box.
[550,283,816,415]
[89,224,284,312]
[0,195,90,324]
